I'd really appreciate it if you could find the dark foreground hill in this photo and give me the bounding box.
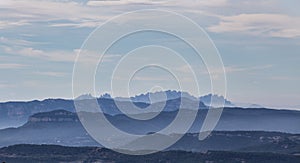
[0,144,299,163]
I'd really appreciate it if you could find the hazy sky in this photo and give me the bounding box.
[0,0,300,109]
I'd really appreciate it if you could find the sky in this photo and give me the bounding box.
[0,0,300,109]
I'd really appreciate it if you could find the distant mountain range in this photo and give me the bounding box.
[0,94,299,160]
[103,90,269,109]
[0,91,256,126]
[103,90,265,108]
[76,91,235,107]
[0,89,295,131]
[106,91,234,107]
[0,89,231,129]
[114,90,198,103]
[0,108,300,149]
[0,97,206,129]
[199,94,234,107]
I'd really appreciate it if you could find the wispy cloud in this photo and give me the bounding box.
[176,64,273,75]
[87,0,166,6]
[0,0,228,29]
[2,0,297,40]
[34,71,67,77]
[0,63,28,69]
[133,76,169,81]
[270,76,300,81]
[3,46,81,62]
[0,0,113,28]
[208,14,300,38]
[0,82,15,88]
[87,0,228,7]
[2,45,120,63]
[0,20,29,29]
[0,37,44,46]
[224,65,273,73]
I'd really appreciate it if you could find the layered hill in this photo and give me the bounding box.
[0,97,206,129]
[0,109,299,153]
[0,90,237,129]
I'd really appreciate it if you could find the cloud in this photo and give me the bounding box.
[49,21,101,28]
[168,0,228,7]
[0,83,15,88]
[0,37,44,46]
[207,14,300,38]
[133,76,169,81]
[2,45,120,63]
[0,20,29,29]
[0,0,298,40]
[270,76,300,81]
[34,71,67,77]
[176,64,273,75]
[198,64,273,80]
[0,0,109,28]
[0,0,228,29]
[87,0,228,7]
[224,65,273,73]
[0,63,28,69]
[3,46,81,62]
[87,0,166,6]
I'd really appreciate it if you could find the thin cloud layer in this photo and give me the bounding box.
[1,0,299,38]
[208,14,300,38]
[0,0,299,106]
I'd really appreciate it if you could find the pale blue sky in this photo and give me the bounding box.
[0,0,300,109]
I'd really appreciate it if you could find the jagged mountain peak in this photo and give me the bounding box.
[75,94,95,100]
[200,94,234,107]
